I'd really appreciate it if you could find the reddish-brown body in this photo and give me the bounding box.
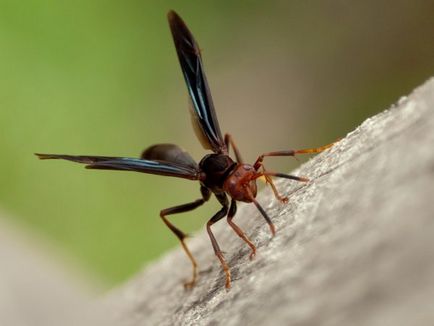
[36,10,334,289]
[223,164,258,202]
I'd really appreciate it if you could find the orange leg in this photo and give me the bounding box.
[253,142,335,170]
[226,199,257,259]
[255,170,309,203]
[160,186,210,289]
[264,173,288,204]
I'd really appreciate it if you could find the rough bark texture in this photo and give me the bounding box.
[104,78,434,326]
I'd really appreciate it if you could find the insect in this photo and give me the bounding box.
[36,10,333,289]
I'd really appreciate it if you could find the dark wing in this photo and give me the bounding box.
[35,153,200,180]
[168,10,226,154]
[141,144,198,171]
[36,153,118,163]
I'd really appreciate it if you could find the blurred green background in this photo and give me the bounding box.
[1,0,433,287]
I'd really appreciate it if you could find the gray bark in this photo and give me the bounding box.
[103,78,434,326]
[2,79,433,326]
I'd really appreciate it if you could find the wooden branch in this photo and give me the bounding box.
[103,78,434,326]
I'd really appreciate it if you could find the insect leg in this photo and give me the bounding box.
[254,171,309,203]
[226,199,257,259]
[262,171,309,182]
[263,174,289,204]
[224,133,243,163]
[245,186,276,236]
[160,186,211,288]
[253,142,335,170]
[206,193,232,288]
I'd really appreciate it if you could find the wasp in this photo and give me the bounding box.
[36,10,333,289]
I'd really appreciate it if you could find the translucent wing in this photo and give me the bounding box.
[141,143,198,170]
[35,154,118,164]
[168,10,226,154]
[35,153,200,180]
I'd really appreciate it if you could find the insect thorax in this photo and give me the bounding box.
[199,154,236,191]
